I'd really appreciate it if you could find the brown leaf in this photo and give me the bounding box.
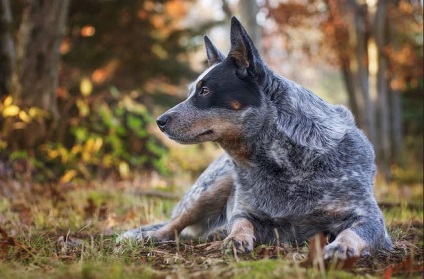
[0,226,34,258]
[383,266,392,279]
[330,255,360,270]
[391,257,423,275]
[84,198,108,220]
[84,198,97,218]
[98,202,108,220]
[205,241,222,251]
[300,232,327,269]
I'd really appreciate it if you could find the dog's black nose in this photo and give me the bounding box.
[156,114,169,131]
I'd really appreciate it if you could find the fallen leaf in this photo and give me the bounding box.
[383,266,392,279]
[0,226,34,258]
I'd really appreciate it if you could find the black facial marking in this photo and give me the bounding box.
[191,59,261,111]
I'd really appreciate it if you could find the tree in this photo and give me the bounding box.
[0,0,214,179]
[2,0,70,149]
[0,0,14,97]
[239,0,261,51]
[374,0,391,174]
[1,0,204,147]
[63,0,197,93]
[267,0,422,178]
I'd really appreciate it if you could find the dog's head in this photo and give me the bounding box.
[156,17,269,144]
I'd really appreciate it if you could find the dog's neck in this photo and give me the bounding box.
[219,138,252,168]
[218,102,281,169]
[219,70,326,170]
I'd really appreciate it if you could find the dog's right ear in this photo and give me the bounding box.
[204,35,225,66]
[228,16,263,77]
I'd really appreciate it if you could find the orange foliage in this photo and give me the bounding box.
[148,0,188,38]
[165,0,187,19]
[81,25,95,37]
[268,0,422,91]
[386,0,423,91]
[91,60,120,84]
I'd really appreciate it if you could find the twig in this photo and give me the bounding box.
[133,190,179,200]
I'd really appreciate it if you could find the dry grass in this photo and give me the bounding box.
[0,177,422,279]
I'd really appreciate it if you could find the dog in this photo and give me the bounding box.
[118,17,392,260]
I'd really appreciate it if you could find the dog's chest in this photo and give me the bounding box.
[235,166,327,219]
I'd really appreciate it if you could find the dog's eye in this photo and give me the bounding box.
[199,87,211,96]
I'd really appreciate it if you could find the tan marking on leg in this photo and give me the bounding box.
[323,228,367,260]
[335,229,367,254]
[152,175,233,241]
[229,218,254,237]
[222,218,255,253]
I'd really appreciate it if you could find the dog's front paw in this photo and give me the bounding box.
[323,228,366,261]
[221,233,255,254]
[323,242,359,260]
[116,228,143,243]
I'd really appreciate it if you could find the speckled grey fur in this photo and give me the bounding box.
[118,17,392,260]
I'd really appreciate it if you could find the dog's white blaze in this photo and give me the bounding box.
[188,64,219,98]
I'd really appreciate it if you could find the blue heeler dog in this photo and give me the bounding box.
[119,17,392,260]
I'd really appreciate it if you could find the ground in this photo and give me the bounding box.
[0,177,422,279]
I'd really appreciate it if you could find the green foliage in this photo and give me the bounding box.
[1,0,219,182]
[0,88,168,182]
[53,88,168,180]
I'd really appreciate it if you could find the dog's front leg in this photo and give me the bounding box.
[323,228,366,260]
[323,212,392,260]
[221,218,256,253]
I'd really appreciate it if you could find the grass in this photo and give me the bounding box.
[0,177,422,279]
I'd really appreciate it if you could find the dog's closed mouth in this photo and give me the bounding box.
[198,130,213,137]
[167,129,213,143]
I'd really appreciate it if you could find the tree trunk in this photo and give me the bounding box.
[340,59,361,120]
[390,88,402,163]
[0,0,14,96]
[374,0,391,179]
[239,0,261,51]
[10,0,69,148]
[326,0,363,126]
[387,0,403,165]
[351,2,377,146]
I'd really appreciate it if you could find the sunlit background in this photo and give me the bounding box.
[0,0,421,195]
[0,1,422,277]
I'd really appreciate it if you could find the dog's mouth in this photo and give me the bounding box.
[167,129,214,144]
[197,129,214,137]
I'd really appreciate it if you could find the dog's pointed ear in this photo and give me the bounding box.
[204,35,225,66]
[228,16,262,74]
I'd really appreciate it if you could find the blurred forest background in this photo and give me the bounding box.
[0,2,422,278]
[0,0,422,187]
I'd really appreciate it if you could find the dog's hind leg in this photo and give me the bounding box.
[117,154,234,243]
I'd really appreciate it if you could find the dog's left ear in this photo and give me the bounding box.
[228,16,263,76]
[204,35,226,66]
